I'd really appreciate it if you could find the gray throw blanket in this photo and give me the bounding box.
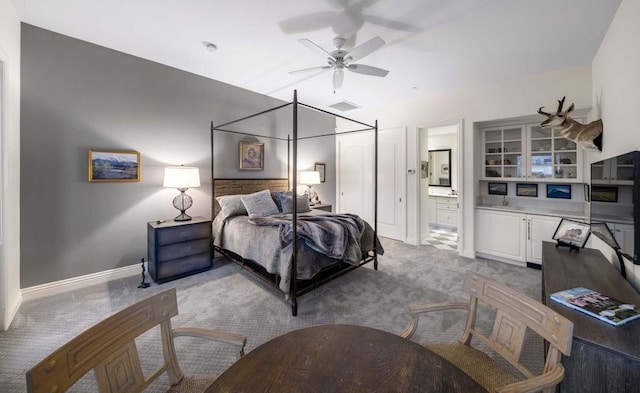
[249,213,366,265]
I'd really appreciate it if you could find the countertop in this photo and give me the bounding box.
[429,194,458,199]
[476,204,588,220]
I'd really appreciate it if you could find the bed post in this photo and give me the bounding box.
[291,90,299,316]
[211,121,215,219]
[287,134,291,191]
[373,120,379,270]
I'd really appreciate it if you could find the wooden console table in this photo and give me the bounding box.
[542,242,640,393]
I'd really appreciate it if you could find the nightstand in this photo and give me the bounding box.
[311,204,332,212]
[147,216,212,283]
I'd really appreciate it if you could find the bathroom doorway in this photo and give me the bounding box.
[419,123,461,250]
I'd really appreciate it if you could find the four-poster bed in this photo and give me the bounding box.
[210,91,380,316]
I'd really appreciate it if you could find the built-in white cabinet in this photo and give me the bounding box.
[611,222,635,258]
[476,209,527,263]
[591,152,635,185]
[481,121,584,183]
[476,209,569,266]
[526,215,562,264]
[429,195,458,229]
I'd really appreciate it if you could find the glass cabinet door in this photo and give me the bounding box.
[527,125,578,181]
[482,126,525,180]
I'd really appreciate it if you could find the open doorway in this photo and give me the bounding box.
[418,123,461,251]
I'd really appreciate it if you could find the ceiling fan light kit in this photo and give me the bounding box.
[290,36,389,90]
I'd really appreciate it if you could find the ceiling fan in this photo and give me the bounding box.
[289,36,389,90]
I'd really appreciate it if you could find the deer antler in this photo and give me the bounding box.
[537,107,551,116]
[557,96,566,112]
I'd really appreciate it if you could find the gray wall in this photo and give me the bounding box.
[20,24,336,288]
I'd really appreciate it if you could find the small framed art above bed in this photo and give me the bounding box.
[210,90,382,316]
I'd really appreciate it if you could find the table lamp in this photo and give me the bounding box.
[299,170,321,205]
[163,166,201,221]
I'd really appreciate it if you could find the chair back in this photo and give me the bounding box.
[26,288,183,393]
[460,271,573,379]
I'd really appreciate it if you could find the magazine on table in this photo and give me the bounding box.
[550,287,640,326]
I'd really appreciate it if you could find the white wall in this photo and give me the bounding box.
[342,65,592,258]
[591,0,640,289]
[0,0,21,330]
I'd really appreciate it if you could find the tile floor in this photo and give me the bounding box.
[422,226,458,250]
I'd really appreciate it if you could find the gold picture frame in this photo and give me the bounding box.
[88,150,140,182]
[239,141,264,171]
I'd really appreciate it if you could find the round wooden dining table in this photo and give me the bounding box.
[205,324,488,393]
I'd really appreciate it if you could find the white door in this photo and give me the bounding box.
[337,133,374,225]
[527,215,562,264]
[377,127,406,241]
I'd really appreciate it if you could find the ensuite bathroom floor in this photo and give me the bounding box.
[422,227,458,251]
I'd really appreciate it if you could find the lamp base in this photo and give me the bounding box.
[172,189,193,221]
[173,212,192,221]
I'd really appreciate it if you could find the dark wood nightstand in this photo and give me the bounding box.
[147,216,212,283]
[310,204,332,212]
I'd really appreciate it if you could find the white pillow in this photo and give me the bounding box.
[241,190,280,218]
[216,194,247,217]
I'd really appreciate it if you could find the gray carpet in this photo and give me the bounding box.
[1,237,542,392]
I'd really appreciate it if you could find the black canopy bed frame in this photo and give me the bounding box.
[210,90,379,316]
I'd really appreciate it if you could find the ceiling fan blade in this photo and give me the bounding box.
[278,12,336,34]
[344,36,385,62]
[289,65,331,74]
[333,68,344,90]
[347,64,389,77]
[299,38,333,59]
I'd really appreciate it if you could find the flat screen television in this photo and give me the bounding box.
[590,150,640,264]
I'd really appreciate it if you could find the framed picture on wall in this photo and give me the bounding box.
[239,141,264,171]
[314,162,326,183]
[488,182,507,195]
[546,184,572,199]
[88,150,140,182]
[591,186,618,202]
[516,183,538,197]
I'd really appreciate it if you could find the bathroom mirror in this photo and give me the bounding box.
[428,149,451,187]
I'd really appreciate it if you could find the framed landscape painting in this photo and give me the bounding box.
[516,183,538,197]
[88,150,140,182]
[488,182,507,196]
[546,184,572,199]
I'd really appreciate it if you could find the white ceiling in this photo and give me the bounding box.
[12,0,621,111]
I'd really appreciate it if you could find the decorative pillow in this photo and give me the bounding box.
[216,194,247,217]
[271,191,285,212]
[241,190,280,218]
[277,191,311,214]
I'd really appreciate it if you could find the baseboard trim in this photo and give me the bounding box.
[3,294,22,331]
[21,264,141,301]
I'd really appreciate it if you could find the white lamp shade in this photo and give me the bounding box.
[163,166,201,188]
[299,171,321,186]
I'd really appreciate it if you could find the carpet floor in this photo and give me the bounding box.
[0,237,542,392]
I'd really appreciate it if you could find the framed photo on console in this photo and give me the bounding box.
[552,218,590,248]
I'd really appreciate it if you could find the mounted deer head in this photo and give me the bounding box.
[538,96,603,151]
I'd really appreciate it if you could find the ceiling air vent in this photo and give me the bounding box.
[328,100,360,112]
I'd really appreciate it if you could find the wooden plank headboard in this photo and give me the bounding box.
[213,178,289,216]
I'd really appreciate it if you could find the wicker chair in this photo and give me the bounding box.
[26,288,246,393]
[401,271,574,393]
